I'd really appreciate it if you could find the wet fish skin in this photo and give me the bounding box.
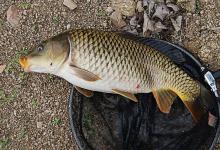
[69,29,200,100]
[19,29,211,121]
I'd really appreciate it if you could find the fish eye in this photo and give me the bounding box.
[37,45,44,52]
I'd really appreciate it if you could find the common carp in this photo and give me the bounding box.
[19,29,212,121]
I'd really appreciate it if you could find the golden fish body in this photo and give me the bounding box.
[20,29,211,121]
[60,29,199,99]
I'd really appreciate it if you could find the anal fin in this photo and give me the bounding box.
[152,89,177,113]
[112,89,138,102]
[75,86,94,97]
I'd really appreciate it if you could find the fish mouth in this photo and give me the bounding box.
[19,56,30,72]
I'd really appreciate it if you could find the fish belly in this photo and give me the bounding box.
[57,65,151,94]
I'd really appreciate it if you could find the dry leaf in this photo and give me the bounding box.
[155,21,167,32]
[130,16,137,26]
[208,112,217,127]
[110,11,127,28]
[153,4,170,20]
[155,0,165,2]
[136,1,144,12]
[167,3,179,12]
[143,0,149,7]
[143,12,155,35]
[0,64,6,73]
[7,5,19,27]
[171,15,182,31]
[148,0,155,15]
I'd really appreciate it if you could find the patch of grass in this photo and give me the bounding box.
[51,117,61,125]
[0,18,3,28]
[97,9,107,17]
[5,47,29,74]
[82,113,95,135]
[31,99,38,108]
[48,74,53,80]
[0,89,17,107]
[52,16,60,23]
[195,0,200,14]
[18,128,27,139]
[17,2,31,9]
[18,72,25,80]
[0,138,10,149]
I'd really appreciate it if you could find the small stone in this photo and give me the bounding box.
[105,7,114,13]
[102,21,107,27]
[110,11,127,28]
[0,64,6,73]
[63,0,77,10]
[7,5,20,27]
[111,0,136,16]
[66,23,71,30]
[37,122,43,128]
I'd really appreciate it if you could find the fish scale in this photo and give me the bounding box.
[69,29,199,98]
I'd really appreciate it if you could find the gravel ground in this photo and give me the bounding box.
[0,0,110,149]
[1,0,220,149]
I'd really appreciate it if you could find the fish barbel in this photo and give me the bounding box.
[19,29,212,121]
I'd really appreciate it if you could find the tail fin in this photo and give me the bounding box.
[180,84,214,122]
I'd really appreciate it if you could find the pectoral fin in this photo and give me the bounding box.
[75,86,94,97]
[112,89,138,102]
[70,65,101,82]
[152,89,177,113]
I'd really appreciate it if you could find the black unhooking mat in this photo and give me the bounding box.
[68,38,220,150]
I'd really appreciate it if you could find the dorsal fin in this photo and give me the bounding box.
[117,32,185,64]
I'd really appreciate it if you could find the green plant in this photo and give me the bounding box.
[97,9,107,17]
[52,16,60,23]
[5,47,29,74]
[82,113,95,135]
[51,117,61,125]
[0,18,3,28]
[0,89,17,107]
[195,0,200,14]
[18,128,27,139]
[0,138,10,149]
[48,74,53,80]
[18,2,31,9]
[31,99,38,108]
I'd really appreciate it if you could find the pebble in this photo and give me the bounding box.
[63,0,77,10]
[66,23,71,30]
[105,7,114,13]
[37,122,43,129]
